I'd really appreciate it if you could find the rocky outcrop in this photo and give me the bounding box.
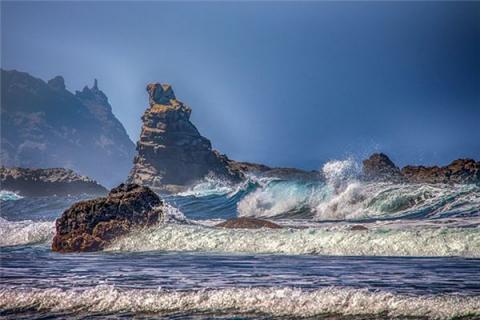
[1,69,135,187]
[362,153,479,185]
[362,153,404,182]
[401,159,480,184]
[52,183,163,252]
[127,83,242,192]
[216,217,282,229]
[222,155,322,181]
[0,167,107,197]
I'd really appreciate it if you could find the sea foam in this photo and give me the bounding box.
[1,285,479,319]
[107,222,480,257]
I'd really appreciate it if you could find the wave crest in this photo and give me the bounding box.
[107,223,480,257]
[0,218,55,247]
[1,285,479,318]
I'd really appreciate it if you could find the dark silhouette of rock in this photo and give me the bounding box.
[402,159,480,184]
[220,153,323,181]
[127,83,242,192]
[1,69,135,187]
[362,153,404,182]
[0,167,107,197]
[362,153,479,185]
[52,183,163,252]
[216,217,282,229]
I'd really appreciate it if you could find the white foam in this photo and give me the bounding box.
[107,223,480,257]
[0,190,23,201]
[1,285,478,318]
[0,218,55,247]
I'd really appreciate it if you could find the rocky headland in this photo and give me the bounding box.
[52,183,163,252]
[362,153,480,185]
[1,69,135,186]
[0,167,108,197]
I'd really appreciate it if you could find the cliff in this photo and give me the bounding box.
[0,69,135,186]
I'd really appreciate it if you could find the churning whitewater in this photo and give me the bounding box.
[1,285,479,319]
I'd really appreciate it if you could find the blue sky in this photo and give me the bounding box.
[2,1,479,169]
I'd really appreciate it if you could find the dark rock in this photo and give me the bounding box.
[127,83,243,192]
[362,153,480,185]
[216,217,282,229]
[1,69,135,187]
[0,167,108,197]
[349,225,368,231]
[52,183,163,252]
[402,159,480,184]
[224,157,322,181]
[362,153,404,182]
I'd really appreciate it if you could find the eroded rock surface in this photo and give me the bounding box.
[52,183,163,252]
[0,167,107,197]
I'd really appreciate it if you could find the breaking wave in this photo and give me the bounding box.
[0,217,55,247]
[232,159,480,221]
[1,285,479,319]
[107,223,480,257]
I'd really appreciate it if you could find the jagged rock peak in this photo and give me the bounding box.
[47,76,66,91]
[147,82,176,106]
[76,78,108,103]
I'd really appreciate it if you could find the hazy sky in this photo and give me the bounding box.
[2,1,479,169]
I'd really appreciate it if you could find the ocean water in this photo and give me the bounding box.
[1,160,480,319]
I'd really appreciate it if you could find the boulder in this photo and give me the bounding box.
[216,217,282,229]
[127,83,242,192]
[0,167,108,197]
[52,183,163,252]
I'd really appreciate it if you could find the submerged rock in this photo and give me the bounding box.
[52,183,163,252]
[362,153,480,185]
[0,167,108,197]
[216,217,282,229]
[127,83,242,192]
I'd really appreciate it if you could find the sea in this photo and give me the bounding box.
[1,159,479,319]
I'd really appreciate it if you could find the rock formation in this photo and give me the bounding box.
[362,153,404,182]
[362,153,480,185]
[128,83,242,192]
[216,217,282,229]
[52,183,163,252]
[0,167,107,197]
[1,69,135,187]
[401,159,480,184]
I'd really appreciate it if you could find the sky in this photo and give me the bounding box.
[2,1,479,169]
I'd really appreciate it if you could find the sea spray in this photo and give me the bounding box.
[0,217,55,247]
